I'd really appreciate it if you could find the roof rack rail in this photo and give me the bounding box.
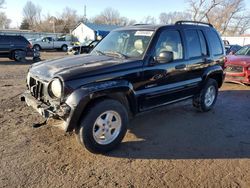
[175,20,213,28]
[132,24,150,26]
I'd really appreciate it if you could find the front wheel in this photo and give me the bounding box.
[193,78,218,112]
[33,45,41,51]
[61,45,68,52]
[76,99,128,153]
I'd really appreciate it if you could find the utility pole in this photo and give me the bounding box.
[84,5,87,23]
[49,16,56,33]
[53,16,55,33]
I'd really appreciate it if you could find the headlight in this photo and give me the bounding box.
[49,78,62,98]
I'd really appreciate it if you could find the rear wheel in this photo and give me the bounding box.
[13,50,26,62]
[193,78,218,112]
[76,99,128,153]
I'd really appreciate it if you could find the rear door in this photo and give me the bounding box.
[40,37,53,49]
[182,29,210,84]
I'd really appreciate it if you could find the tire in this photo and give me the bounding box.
[193,78,218,112]
[13,50,26,62]
[33,45,41,51]
[76,99,128,153]
[33,57,41,62]
[61,45,68,52]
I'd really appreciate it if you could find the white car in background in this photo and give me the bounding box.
[30,36,78,52]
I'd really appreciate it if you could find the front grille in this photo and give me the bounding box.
[29,77,44,100]
[225,65,243,73]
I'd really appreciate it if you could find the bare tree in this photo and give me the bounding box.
[0,0,4,8]
[187,0,250,35]
[0,0,11,29]
[91,7,135,26]
[23,1,41,30]
[92,7,120,25]
[141,16,157,24]
[159,12,192,24]
[59,7,79,33]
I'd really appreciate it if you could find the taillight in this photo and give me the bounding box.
[224,56,227,64]
[222,56,227,70]
[27,43,32,49]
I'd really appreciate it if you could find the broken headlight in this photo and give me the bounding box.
[48,78,62,98]
[26,72,31,87]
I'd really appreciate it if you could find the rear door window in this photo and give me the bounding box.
[184,30,202,58]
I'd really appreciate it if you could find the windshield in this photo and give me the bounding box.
[235,46,250,56]
[91,30,154,59]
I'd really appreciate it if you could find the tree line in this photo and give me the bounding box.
[1,0,250,36]
[0,0,11,29]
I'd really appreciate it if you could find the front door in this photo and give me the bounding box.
[138,29,202,111]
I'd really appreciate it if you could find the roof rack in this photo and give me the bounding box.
[175,20,213,28]
[132,24,150,26]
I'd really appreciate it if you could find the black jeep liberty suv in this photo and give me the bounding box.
[21,21,225,153]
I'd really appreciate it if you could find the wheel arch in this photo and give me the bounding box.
[202,65,225,88]
[64,80,137,132]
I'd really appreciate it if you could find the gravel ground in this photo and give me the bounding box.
[0,52,250,188]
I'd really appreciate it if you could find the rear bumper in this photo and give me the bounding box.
[26,49,40,58]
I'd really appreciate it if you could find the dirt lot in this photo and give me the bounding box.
[0,52,250,188]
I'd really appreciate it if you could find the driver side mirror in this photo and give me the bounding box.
[156,51,173,64]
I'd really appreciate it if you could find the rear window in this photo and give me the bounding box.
[206,30,223,55]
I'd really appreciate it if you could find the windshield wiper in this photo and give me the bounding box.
[104,51,127,59]
[95,50,105,56]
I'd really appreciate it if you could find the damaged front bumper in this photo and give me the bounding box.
[21,91,71,130]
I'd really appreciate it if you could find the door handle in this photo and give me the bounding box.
[151,74,164,81]
[175,64,186,70]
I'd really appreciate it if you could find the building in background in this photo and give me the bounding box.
[71,22,119,43]
[222,36,250,46]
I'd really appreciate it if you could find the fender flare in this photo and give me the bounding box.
[201,65,224,87]
[64,80,136,132]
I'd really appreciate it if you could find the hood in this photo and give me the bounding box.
[29,54,135,81]
[226,55,250,66]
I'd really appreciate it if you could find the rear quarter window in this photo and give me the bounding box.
[206,29,223,55]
